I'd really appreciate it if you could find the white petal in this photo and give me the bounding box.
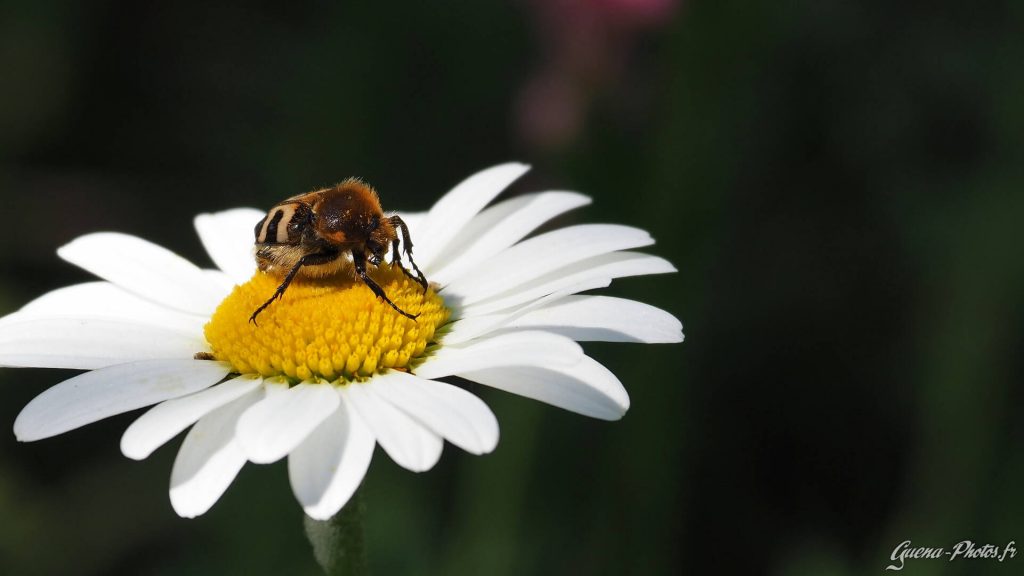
[427,191,591,283]
[236,382,341,464]
[444,224,654,306]
[169,387,263,518]
[461,354,630,420]
[0,316,209,370]
[14,359,231,442]
[340,383,443,473]
[4,281,207,333]
[203,269,238,294]
[415,330,582,380]
[121,374,263,460]
[288,395,376,520]
[57,232,226,315]
[194,208,263,284]
[414,163,530,269]
[458,251,676,317]
[504,296,684,343]
[370,371,498,455]
[442,278,610,345]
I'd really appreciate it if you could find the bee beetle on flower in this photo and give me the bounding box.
[250,179,428,323]
[0,163,683,520]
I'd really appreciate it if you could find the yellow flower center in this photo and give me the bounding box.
[204,265,449,382]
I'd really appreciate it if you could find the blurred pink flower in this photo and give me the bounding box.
[517,0,680,150]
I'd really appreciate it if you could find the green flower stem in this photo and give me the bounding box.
[304,489,368,576]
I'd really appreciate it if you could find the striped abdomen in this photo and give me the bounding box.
[254,202,313,245]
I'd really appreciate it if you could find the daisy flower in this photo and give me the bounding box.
[0,163,682,520]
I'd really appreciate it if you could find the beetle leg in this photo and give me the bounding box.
[250,258,305,325]
[249,250,339,325]
[354,250,419,320]
[389,215,428,293]
[390,237,424,290]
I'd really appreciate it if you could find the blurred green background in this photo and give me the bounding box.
[1,1,1023,574]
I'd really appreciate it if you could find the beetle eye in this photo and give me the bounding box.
[253,216,266,240]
